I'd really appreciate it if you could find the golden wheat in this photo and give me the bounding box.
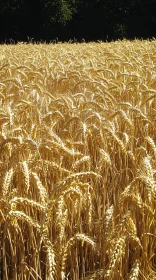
[0,39,156,280]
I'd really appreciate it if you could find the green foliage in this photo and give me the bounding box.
[0,0,155,41]
[44,0,77,27]
[0,0,26,16]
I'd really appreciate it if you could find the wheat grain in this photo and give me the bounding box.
[1,39,156,280]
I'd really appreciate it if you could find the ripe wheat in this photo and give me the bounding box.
[0,39,156,280]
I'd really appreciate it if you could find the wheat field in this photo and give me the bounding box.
[0,39,156,280]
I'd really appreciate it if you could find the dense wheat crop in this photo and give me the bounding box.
[0,39,156,280]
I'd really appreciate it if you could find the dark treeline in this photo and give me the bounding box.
[0,0,156,43]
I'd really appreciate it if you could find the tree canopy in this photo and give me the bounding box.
[0,0,155,42]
